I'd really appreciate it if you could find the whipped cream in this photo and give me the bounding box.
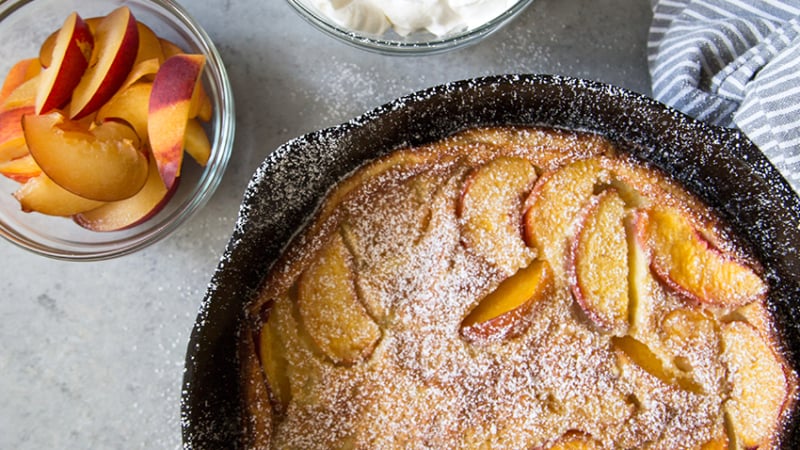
[306,0,522,37]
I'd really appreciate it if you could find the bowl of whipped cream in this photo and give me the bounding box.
[286,0,534,54]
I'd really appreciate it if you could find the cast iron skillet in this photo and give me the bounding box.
[182,74,800,449]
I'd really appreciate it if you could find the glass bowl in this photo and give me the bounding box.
[0,0,234,261]
[286,0,535,55]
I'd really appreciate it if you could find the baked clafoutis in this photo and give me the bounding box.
[239,126,797,449]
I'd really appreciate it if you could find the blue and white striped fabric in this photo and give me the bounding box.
[648,0,800,192]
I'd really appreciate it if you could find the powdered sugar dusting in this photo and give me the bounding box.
[184,75,800,448]
[241,122,789,448]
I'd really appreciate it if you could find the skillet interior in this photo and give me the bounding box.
[182,74,800,449]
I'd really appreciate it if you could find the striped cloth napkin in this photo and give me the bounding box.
[648,0,800,192]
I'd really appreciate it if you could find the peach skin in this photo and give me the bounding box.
[148,53,205,189]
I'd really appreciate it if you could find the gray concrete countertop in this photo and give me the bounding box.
[0,0,653,448]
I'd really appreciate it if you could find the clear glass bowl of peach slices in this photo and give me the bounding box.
[0,0,234,260]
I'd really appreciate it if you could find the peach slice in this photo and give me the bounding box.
[634,207,767,307]
[0,58,40,103]
[461,259,552,342]
[0,106,34,155]
[148,53,205,189]
[14,173,104,216]
[119,58,160,92]
[38,16,101,68]
[69,6,139,119]
[158,37,212,121]
[74,156,174,231]
[542,432,601,450]
[0,154,40,183]
[721,321,788,448]
[184,118,211,166]
[134,22,164,65]
[569,189,629,335]
[459,156,538,275]
[613,335,703,393]
[660,308,722,394]
[1,75,39,111]
[96,81,151,142]
[23,111,148,202]
[258,306,292,410]
[0,141,28,165]
[296,231,381,365]
[523,157,607,280]
[35,12,94,114]
[159,38,183,58]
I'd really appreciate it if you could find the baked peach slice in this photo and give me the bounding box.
[74,156,175,231]
[23,112,148,201]
[613,335,703,393]
[461,259,552,342]
[721,321,789,449]
[296,231,381,365]
[568,189,629,335]
[69,6,139,119]
[148,53,205,189]
[459,156,538,275]
[541,432,601,449]
[634,207,767,307]
[14,173,104,216]
[523,157,608,279]
[35,12,94,114]
[258,304,292,411]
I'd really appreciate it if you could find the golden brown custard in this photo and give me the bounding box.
[240,126,796,449]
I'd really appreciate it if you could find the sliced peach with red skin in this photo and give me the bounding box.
[461,259,553,342]
[14,173,104,216]
[74,156,175,231]
[69,7,139,119]
[96,81,151,142]
[0,154,41,183]
[459,156,538,275]
[0,106,34,155]
[721,321,789,449]
[157,37,212,121]
[1,58,40,103]
[148,53,205,189]
[1,75,39,111]
[296,231,381,365]
[38,16,101,68]
[35,12,94,114]
[634,207,767,307]
[568,189,629,335]
[23,111,148,202]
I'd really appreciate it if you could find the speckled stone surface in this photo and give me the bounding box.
[0,0,652,448]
